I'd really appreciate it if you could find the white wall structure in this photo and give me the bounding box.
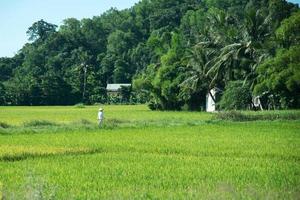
[253,96,263,110]
[206,88,216,112]
[106,84,131,92]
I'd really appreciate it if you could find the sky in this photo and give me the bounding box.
[0,0,299,58]
[0,0,140,57]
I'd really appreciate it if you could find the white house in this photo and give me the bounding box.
[106,84,131,93]
[252,96,264,110]
[206,88,217,112]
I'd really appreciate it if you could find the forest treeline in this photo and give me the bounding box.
[0,0,299,110]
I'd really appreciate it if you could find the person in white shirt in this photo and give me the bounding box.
[97,108,104,127]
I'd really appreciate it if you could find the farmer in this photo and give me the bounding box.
[97,108,104,127]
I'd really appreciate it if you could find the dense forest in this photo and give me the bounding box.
[0,0,299,110]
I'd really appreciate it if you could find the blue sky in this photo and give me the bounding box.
[0,0,299,57]
[289,0,300,3]
[0,0,140,57]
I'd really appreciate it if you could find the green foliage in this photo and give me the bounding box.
[26,19,57,41]
[144,32,186,110]
[255,46,300,108]
[0,0,299,109]
[219,81,252,110]
[0,83,5,105]
[276,10,300,47]
[119,86,132,103]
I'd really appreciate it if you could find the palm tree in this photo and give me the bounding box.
[180,42,218,102]
[181,7,271,105]
[207,7,272,90]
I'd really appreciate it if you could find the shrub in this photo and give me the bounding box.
[219,81,252,110]
[119,86,132,103]
[148,100,161,110]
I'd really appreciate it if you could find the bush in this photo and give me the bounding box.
[119,86,132,103]
[219,81,252,110]
[148,100,162,110]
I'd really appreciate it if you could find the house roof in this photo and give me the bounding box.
[106,84,131,92]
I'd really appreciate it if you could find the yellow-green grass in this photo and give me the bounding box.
[0,105,212,125]
[0,106,299,199]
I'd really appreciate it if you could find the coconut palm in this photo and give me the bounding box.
[180,42,218,102]
[206,8,272,90]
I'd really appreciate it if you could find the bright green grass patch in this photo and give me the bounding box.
[0,106,299,199]
[0,105,212,125]
[1,105,299,127]
[0,121,300,199]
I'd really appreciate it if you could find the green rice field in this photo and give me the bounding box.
[0,105,299,199]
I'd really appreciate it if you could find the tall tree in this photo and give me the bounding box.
[27,19,57,41]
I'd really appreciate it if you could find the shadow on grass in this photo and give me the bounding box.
[0,147,103,162]
[0,118,129,135]
[23,120,59,127]
[0,122,11,129]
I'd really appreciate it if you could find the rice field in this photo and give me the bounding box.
[0,105,299,199]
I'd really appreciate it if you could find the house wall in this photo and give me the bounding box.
[206,89,216,112]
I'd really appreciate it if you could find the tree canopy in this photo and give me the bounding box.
[0,0,299,110]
